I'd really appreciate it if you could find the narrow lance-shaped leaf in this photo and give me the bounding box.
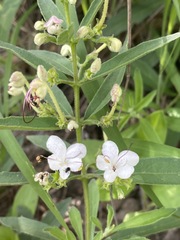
[90,33,180,80]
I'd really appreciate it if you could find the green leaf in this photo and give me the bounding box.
[30,50,73,77]
[137,118,162,144]
[166,116,180,132]
[0,116,59,131]
[0,0,22,42]
[84,67,125,119]
[46,85,73,117]
[45,226,66,239]
[173,0,180,21]
[83,139,102,165]
[69,207,83,240]
[123,237,150,240]
[0,216,60,240]
[91,217,102,230]
[56,24,74,45]
[133,157,180,185]
[0,127,68,230]
[11,184,38,217]
[0,226,19,240]
[88,179,99,240]
[0,41,68,79]
[124,138,180,158]
[111,208,177,239]
[147,111,167,143]
[80,0,104,26]
[26,134,49,151]
[133,69,143,104]
[134,90,156,112]
[106,205,114,229]
[91,33,180,81]
[0,171,27,186]
[37,0,66,25]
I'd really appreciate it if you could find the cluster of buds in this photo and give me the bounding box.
[8,72,27,96]
[34,16,63,46]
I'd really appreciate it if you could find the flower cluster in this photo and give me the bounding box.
[35,136,139,186]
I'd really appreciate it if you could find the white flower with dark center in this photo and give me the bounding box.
[96,141,139,183]
[46,135,87,180]
[34,171,49,186]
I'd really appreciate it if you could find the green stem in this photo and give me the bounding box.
[95,0,109,31]
[64,2,91,239]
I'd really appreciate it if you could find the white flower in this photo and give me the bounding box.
[46,135,87,180]
[44,16,63,35]
[96,141,139,182]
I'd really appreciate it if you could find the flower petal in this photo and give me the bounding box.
[46,135,66,159]
[116,165,134,179]
[102,141,119,163]
[118,150,139,166]
[59,168,70,180]
[66,143,87,159]
[67,158,82,172]
[96,155,111,171]
[104,170,117,183]
[47,154,61,170]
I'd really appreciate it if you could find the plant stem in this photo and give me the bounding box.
[96,0,109,31]
[64,2,91,239]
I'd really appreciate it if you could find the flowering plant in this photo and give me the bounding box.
[0,0,180,240]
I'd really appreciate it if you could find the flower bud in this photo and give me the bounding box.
[77,26,93,39]
[9,71,26,88]
[60,44,71,57]
[8,86,24,96]
[34,33,49,46]
[69,0,76,4]
[67,120,79,131]
[44,16,63,35]
[37,65,48,81]
[108,38,122,52]
[34,20,45,31]
[110,84,122,103]
[90,58,101,74]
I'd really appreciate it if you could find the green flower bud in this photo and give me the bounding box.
[110,84,122,103]
[60,44,71,57]
[77,26,93,39]
[68,0,76,4]
[37,65,48,82]
[34,33,49,46]
[9,71,26,88]
[108,37,122,52]
[90,58,102,74]
[34,20,45,31]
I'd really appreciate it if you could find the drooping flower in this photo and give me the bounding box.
[96,141,139,183]
[34,171,50,186]
[44,16,63,35]
[46,135,87,180]
[8,71,26,96]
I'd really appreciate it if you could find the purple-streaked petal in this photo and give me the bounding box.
[67,158,82,172]
[104,170,117,183]
[66,143,87,159]
[116,165,134,179]
[96,155,111,171]
[118,150,139,166]
[47,154,61,170]
[46,135,66,158]
[59,168,70,180]
[44,16,63,27]
[102,141,119,163]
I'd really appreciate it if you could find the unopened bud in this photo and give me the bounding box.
[77,26,93,39]
[90,58,101,74]
[110,84,122,103]
[37,65,48,81]
[34,20,45,31]
[67,120,79,131]
[8,86,24,96]
[9,71,26,88]
[69,0,76,4]
[108,38,122,52]
[60,44,71,57]
[34,33,49,46]
[44,16,63,35]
